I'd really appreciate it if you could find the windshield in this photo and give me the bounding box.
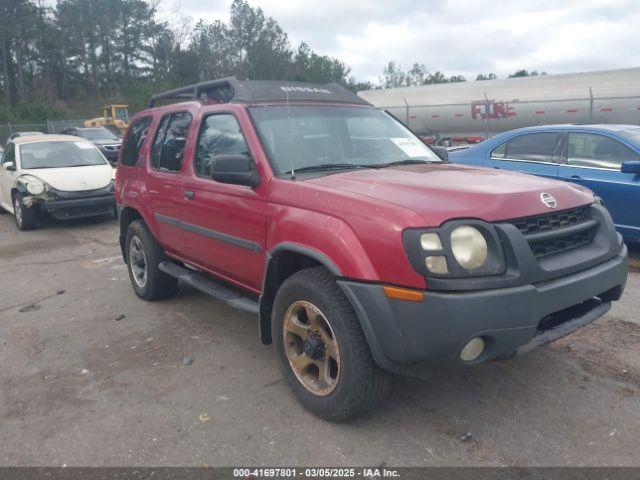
[19,141,107,169]
[249,105,441,174]
[78,128,118,141]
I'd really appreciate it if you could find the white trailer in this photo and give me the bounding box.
[359,67,640,143]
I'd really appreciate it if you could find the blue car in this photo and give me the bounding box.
[450,124,640,242]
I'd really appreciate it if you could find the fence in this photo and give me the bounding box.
[0,119,86,145]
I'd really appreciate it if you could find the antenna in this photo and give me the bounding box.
[286,90,295,179]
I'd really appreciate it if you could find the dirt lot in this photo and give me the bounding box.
[0,214,639,467]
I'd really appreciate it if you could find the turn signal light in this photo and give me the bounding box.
[383,285,424,302]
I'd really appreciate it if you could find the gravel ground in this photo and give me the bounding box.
[0,214,639,466]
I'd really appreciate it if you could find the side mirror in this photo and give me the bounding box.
[431,146,449,161]
[621,160,640,175]
[211,154,260,187]
[3,161,15,171]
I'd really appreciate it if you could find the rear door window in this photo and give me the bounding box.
[195,114,250,178]
[567,133,639,170]
[120,116,152,167]
[150,112,192,173]
[503,133,562,163]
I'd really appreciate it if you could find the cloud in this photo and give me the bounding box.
[163,0,640,82]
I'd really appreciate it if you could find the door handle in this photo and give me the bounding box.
[183,190,195,200]
[570,175,582,179]
[493,166,500,169]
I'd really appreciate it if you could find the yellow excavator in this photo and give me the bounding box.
[84,104,130,135]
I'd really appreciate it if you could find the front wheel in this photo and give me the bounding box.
[272,267,391,421]
[13,193,38,231]
[125,220,178,301]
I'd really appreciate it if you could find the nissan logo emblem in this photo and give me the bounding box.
[540,192,557,209]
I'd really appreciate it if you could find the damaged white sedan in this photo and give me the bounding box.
[0,135,115,231]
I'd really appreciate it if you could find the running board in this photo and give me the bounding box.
[158,261,259,315]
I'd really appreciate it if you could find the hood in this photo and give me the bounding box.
[307,163,594,225]
[23,164,113,192]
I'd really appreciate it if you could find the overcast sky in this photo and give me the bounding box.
[163,0,640,83]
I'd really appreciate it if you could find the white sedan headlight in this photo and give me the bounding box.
[25,178,46,195]
[450,226,488,270]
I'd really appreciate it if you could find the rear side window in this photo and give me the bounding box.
[150,112,192,173]
[503,133,562,163]
[195,114,250,177]
[120,116,152,167]
[567,133,639,170]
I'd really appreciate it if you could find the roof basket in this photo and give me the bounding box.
[148,77,370,108]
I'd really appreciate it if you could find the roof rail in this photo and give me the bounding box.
[148,77,370,108]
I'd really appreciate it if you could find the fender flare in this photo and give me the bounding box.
[258,242,343,344]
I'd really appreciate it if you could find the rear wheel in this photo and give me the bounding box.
[13,193,38,231]
[125,220,178,301]
[272,267,391,421]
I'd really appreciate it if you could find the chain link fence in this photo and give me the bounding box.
[0,119,86,145]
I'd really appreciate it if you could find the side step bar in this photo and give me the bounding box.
[158,261,259,315]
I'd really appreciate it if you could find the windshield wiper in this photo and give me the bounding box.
[285,163,366,174]
[367,159,437,168]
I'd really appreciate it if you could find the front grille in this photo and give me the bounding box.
[511,205,590,236]
[508,205,597,258]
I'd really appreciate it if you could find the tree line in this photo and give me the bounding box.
[0,0,371,118]
[379,62,547,88]
[0,0,547,121]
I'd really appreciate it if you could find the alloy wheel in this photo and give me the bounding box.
[283,300,340,396]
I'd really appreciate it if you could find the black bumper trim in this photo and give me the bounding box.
[44,195,115,219]
[338,246,628,375]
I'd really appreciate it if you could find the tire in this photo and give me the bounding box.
[13,192,38,231]
[272,267,391,421]
[125,219,178,301]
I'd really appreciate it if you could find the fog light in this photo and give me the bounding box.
[460,337,485,362]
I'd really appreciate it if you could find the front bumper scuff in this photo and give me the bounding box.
[338,245,628,376]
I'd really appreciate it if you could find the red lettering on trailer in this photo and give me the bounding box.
[471,100,517,120]
[567,109,578,113]
[601,107,613,112]
[431,114,439,118]
[454,113,463,117]
[409,115,417,119]
[534,110,545,114]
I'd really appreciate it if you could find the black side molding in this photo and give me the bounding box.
[158,261,259,315]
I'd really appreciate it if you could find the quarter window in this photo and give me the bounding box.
[150,112,192,172]
[502,133,562,163]
[491,142,506,158]
[120,116,152,167]
[2,144,15,166]
[567,133,639,170]
[195,114,250,177]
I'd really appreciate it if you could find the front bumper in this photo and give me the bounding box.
[338,246,628,374]
[44,195,115,220]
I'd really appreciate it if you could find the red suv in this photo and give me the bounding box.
[116,78,628,420]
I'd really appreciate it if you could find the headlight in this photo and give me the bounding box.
[450,226,488,270]
[25,178,46,195]
[403,221,504,278]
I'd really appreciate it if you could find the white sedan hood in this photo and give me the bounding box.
[23,164,113,192]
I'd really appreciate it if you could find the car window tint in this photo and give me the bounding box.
[157,112,192,173]
[150,115,170,170]
[195,114,250,178]
[120,116,152,167]
[505,133,561,163]
[567,133,639,170]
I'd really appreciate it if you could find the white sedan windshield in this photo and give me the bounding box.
[20,141,107,169]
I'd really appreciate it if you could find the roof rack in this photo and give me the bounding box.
[148,77,370,108]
